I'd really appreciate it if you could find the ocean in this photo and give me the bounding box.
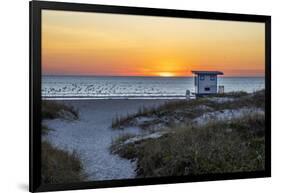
[42,76,265,99]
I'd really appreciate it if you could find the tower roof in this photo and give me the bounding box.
[191,70,224,75]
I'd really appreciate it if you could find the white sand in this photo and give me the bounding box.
[193,107,264,126]
[43,99,167,181]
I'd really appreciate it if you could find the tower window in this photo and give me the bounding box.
[205,87,210,91]
[210,75,216,81]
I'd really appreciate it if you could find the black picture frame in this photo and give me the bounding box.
[30,1,271,192]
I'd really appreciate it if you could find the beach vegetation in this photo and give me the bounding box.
[42,100,79,120]
[41,141,86,184]
[41,124,53,136]
[112,114,265,177]
[111,90,265,129]
[41,100,86,184]
[110,90,265,177]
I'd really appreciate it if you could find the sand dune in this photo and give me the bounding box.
[43,99,166,181]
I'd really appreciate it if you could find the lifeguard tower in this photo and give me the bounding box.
[191,71,224,96]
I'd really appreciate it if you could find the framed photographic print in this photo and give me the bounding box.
[30,1,271,192]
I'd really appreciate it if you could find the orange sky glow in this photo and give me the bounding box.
[42,10,265,77]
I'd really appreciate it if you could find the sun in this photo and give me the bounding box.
[158,72,175,77]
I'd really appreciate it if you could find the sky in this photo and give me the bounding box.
[42,10,265,77]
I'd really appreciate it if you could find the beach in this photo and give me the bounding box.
[43,99,168,181]
[42,90,265,181]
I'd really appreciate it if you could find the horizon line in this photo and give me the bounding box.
[42,74,265,78]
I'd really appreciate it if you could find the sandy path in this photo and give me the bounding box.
[43,99,166,181]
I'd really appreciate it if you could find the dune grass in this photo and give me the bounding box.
[41,141,86,184]
[112,113,265,177]
[207,89,265,111]
[211,91,248,98]
[110,133,138,160]
[41,100,86,184]
[111,90,265,129]
[110,90,265,177]
[42,100,79,120]
[41,124,53,136]
[111,99,210,129]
